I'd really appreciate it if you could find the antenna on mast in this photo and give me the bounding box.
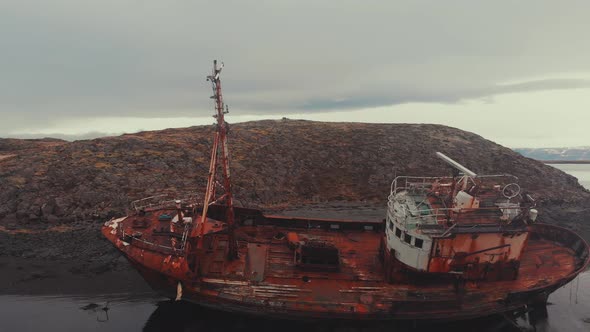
[200,60,238,260]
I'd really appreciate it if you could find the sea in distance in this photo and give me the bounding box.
[1,164,589,332]
[548,163,590,189]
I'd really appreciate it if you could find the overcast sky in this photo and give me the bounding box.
[1,1,589,148]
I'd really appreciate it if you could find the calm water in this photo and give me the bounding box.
[548,163,590,189]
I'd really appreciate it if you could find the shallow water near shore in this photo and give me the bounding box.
[0,271,588,332]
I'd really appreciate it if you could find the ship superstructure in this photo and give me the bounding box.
[384,153,535,283]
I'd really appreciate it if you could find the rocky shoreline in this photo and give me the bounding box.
[0,223,140,294]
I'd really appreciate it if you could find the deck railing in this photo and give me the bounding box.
[387,175,526,233]
[120,228,185,256]
[131,193,200,212]
[389,174,519,197]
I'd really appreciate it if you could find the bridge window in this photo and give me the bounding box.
[395,227,402,238]
[414,238,424,249]
[404,233,412,244]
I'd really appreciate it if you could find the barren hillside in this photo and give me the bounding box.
[0,120,588,227]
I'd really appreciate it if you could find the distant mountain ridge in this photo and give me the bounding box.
[514,147,590,161]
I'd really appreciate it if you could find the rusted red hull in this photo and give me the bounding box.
[102,206,589,321]
[127,259,563,321]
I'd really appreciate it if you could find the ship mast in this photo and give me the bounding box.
[201,60,238,260]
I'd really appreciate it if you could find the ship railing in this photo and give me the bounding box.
[131,194,169,211]
[120,228,184,256]
[387,201,524,218]
[387,200,525,232]
[386,200,453,225]
[389,174,519,197]
[390,176,450,197]
[131,193,200,212]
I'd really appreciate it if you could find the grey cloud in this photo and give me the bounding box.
[1,1,590,133]
[491,79,590,95]
[298,79,590,111]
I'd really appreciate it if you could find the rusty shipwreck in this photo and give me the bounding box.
[102,61,590,320]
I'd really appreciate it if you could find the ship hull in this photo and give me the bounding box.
[102,207,589,321]
[127,258,560,321]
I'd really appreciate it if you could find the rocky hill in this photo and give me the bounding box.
[1,120,588,228]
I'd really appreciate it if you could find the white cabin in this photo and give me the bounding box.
[385,190,434,271]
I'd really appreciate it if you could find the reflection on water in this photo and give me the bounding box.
[1,272,588,332]
[142,300,535,332]
[536,272,590,332]
[0,293,159,332]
